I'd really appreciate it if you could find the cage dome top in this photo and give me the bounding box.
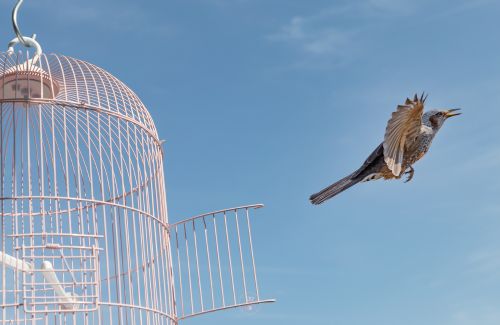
[0,51,158,139]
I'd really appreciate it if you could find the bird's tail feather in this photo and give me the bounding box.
[309,174,360,205]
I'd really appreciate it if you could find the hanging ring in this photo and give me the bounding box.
[7,35,43,63]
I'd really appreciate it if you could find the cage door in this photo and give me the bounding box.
[171,204,275,320]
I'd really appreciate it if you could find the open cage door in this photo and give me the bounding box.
[170,204,275,321]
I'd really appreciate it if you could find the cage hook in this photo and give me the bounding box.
[6,0,43,62]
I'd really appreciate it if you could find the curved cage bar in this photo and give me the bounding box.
[0,51,174,324]
[0,51,158,138]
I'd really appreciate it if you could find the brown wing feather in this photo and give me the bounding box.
[383,94,425,176]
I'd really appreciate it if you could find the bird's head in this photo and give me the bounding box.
[423,108,461,131]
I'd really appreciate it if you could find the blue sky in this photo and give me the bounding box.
[2,0,500,324]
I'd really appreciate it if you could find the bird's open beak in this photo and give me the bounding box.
[445,108,462,118]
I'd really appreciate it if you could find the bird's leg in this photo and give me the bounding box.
[404,166,415,183]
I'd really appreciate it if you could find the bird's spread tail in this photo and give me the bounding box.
[309,174,360,205]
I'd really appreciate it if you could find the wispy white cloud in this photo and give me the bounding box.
[268,16,354,57]
[268,0,499,70]
[266,0,415,67]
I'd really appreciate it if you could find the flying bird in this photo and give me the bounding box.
[310,94,461,205]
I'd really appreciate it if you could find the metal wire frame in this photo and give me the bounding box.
[171,204,275,320]
[0,50,273,324]
[0,50,174,324]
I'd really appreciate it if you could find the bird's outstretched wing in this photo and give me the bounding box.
[383,93,427,176]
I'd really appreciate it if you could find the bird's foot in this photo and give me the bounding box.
[404,166,414,183]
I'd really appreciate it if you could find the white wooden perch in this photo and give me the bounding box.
[0,251,79,310]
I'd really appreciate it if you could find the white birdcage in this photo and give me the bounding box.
[0,1,274,324]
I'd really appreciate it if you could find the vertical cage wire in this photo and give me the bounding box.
[0,51,175,324]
